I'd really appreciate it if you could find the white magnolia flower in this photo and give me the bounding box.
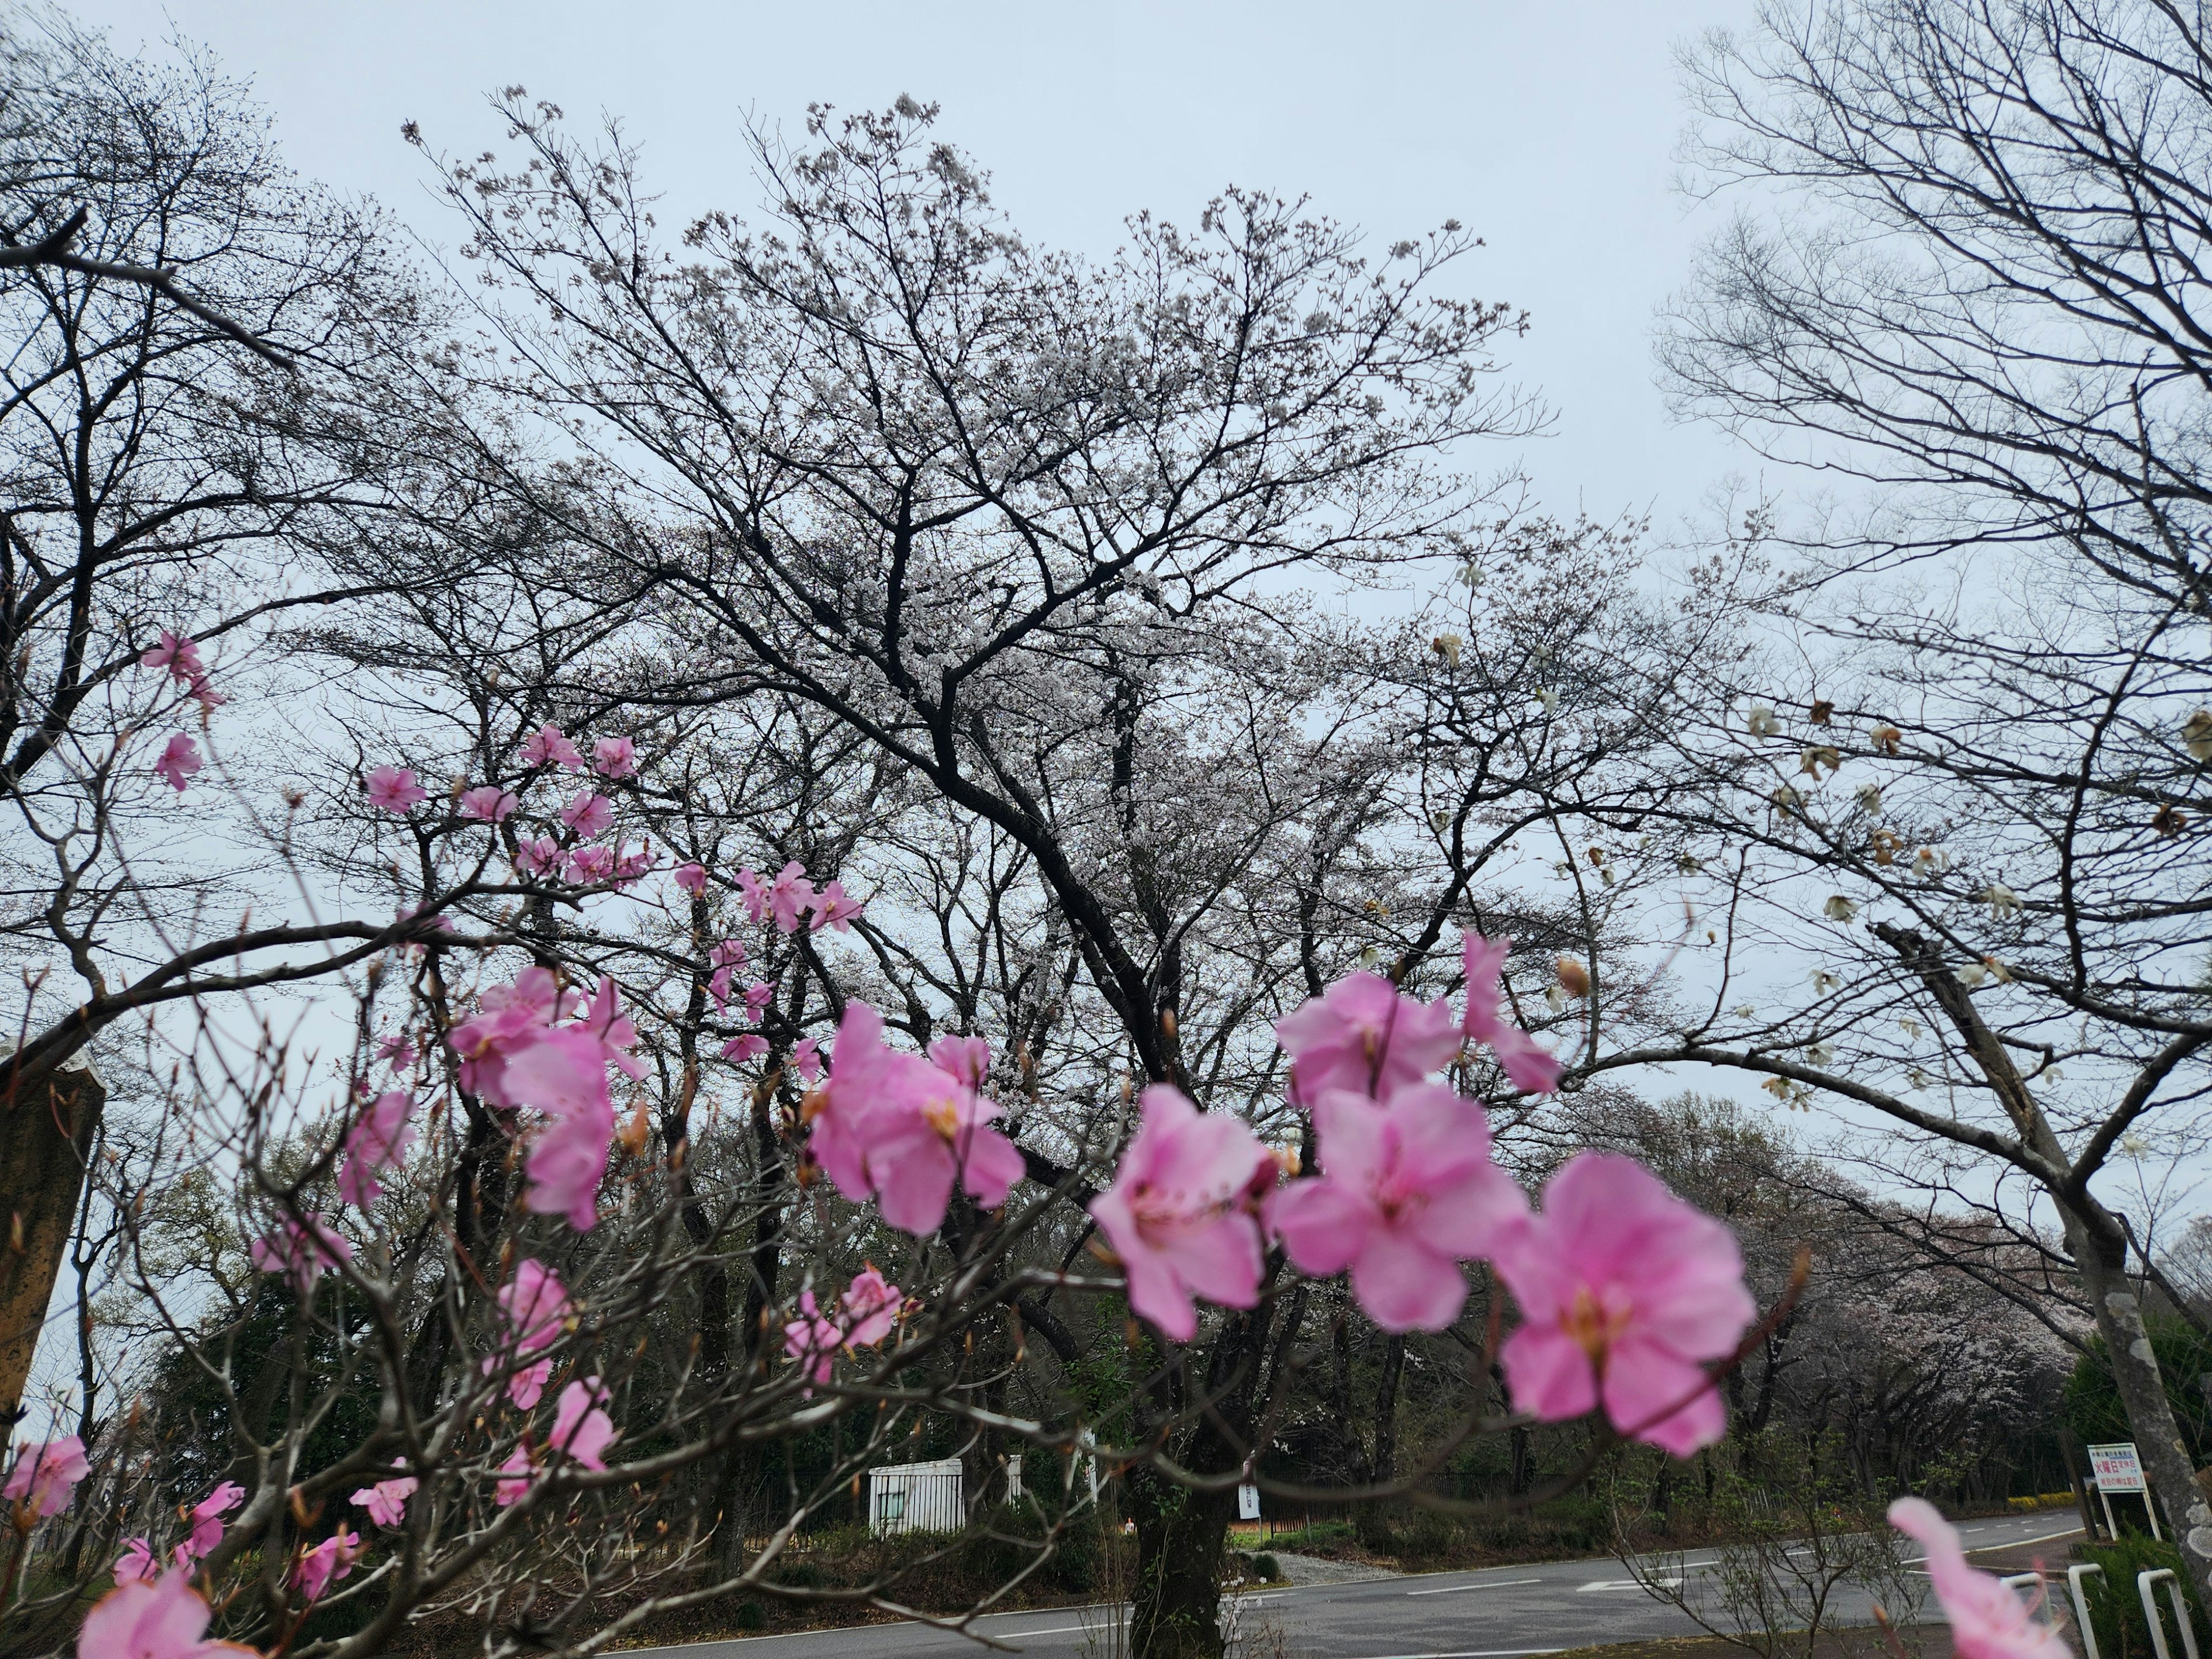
[1810,970,1840,994]
[1907,1067,1931,1089]
[1855,783,1883,813]
[1899,1017,1922,1039]
[1806,1041,1836,1067]
[1544,984,1566,1013]
[1537,688,1559,714]
[1957,961,1988,988]
[2120,1131,2149,1157]
[1978,882,2021,915]
[1733,1004,1756,1019]
[1823,895,1859,922]
[1747,703,1782,736]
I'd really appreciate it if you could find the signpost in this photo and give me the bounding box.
[1237,1483,1261,1522]
[2088,1443,2161,1540]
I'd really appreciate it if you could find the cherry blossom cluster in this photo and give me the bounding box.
[140,630,220,793]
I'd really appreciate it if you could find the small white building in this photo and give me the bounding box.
[867,1458,965,1534]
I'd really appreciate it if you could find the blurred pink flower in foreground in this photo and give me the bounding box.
[353,1462,418,1530]
[1462,933,1562,1094]
[366,764,426,812]
[185,1480,243,1557]
[672,861,707,895]
[520,722,583,770]
[841,1267,904,1347]
[1270,1082,1525,1331]
[154,733,200,793]
[1275,972,1460,1106]
[592,734,637,777]
[1088,1084,1274,1342]
[720,1033,767,1063]
[78,1570,256,1658]
[498,1258,571,1352]
[791,1037,822,1082]
[1493,1152,1753,1456]
[767,861,815,933]
[494,1447,535,1507]
[111,1537,156,1586]
[294,1527,359,1601]
[376,1032,415,1073]
[459,784,517,823]
[550,1377,616,1469]
[337,1090,416,1209]
[1887,1497,2071,1659]
[783,1291,843,1392]
[249,1215,354,1297]
[5,1434,88,1518]
[503,1358,554,1410]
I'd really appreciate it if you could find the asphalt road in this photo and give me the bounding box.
[619,1510,2085,1659]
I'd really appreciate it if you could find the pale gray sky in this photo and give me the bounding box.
[71,0,1758,532]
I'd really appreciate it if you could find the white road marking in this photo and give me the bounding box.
[1001,1624,1089,1639]
[1407,1577,1544,1598]
[1353,1650,1567,1658]
[1577,1578,1681,1592]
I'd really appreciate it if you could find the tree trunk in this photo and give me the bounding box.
[0,1059,103,1430]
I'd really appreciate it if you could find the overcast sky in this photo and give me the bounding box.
[71,0,1760,537]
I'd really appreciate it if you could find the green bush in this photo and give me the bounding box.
[733,1600,767,1632]
[2077,1537,2211,1659]
[1250,1552,1280,1583]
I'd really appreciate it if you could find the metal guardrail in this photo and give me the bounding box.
[2070,1563,2106,1659]
[2140,1568,2201,1659]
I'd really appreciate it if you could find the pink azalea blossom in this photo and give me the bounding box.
[810,878,861,932]
[352,1463,417,1530]
[520,722,584,770]
[184,671,222,709]
[744,980,774,1021]
[337,1090,415,1209]
[513,1037,616,1229]
[493,1446,535,1507]
[459,785,517,823]
[734,866,767,923]
[448,968,571,1107]
[591,735,637,778]
[78,1570,257,1658]
[154,733,201,793]
[707,965,735,1013]
[550,1377,617,1469]
[366,764,426,812]
[928,1034,990,1089]
[673,861,708,895]
[1088,1085,1274,1342]
[1274,973,1461,1107]
[294,1527,359,1601]
[514,835,561,877]
[1270,1083,1527,1331]
[791,1037,823,1083]
[141,629,204,682]
[783,1291,844,1393]
[505,1357,554,1409]
[767,861,815,933]
[1493,1152,1755,1456]
[376,1033,415,1073]
[5,1434,88,1518]
[498,1259,571,1351]
[1461,933,1562,1094]
[249,1215,354,1297]
[563,844,616,884]
[560,790,613,839]
[1887,1497,2071,1659]
[578,978,645,1081]
[806,1003,1026,1236]
[840,1268,903,1347]
[112,1537,156,1586]
[720,1033,768,1063]
[185,1481,243,1558]
[612,842,656,882]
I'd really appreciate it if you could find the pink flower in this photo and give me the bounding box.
[459,785,517,823]
[337,1090,415,1209]
[352,1463,416,1530]
[1274,973,1461,1107]
[1887,1497,2070,1659]
[376,1033,415,1073]
[767,861,815,933]
[294,1527,359,1601]
[3,1434,88,1518]
[810,878,862,932]
[513,1038,616,1228]
[365,764,426,812]
[493,1446,535,1507]
[78,1569,257,1658]
[612,841,656,883]
[112,1537,156,1586]
[1462,933,1561,1094]
[514,835,561,877]
[520,722,584,770]
[550,1377,616,1469]
[249,1215,354,1297]
[1493,1152,1755,1456]
[185,1481,243,1558]
[710,939,747,969]
[1088,1085,1274,1343]
[154,733,200,793]
[563,844,616,884]
[783,1291,844,1392]
[560,790,613,839]
[591,735,637,778]
[578,978,645,1080]
[840,1268,903,1347]
[448,968,571,1106]
[707,964,734,1012]
[498,1258,571,1353]
[734,866,767,923]
[929,1034,990,1088]
[719,1033,768,1063]
[791,1037,823,1083]
[141,629,204,681]
[744,980,774,1021]
[503,1357,553,1409]
[806,1003,1026,1235]
[673,861,708,895]
[1270,1083,1526,1331]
